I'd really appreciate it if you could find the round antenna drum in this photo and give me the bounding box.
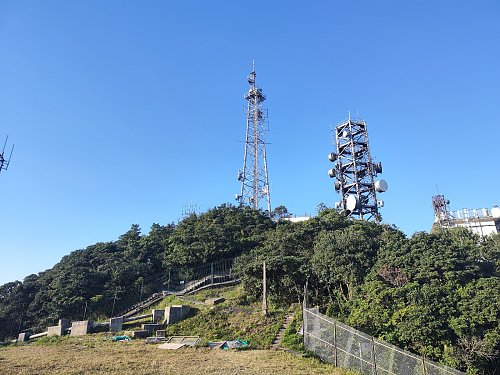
[375,179,388,193]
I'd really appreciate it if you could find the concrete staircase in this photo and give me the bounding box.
[271,313,295,349]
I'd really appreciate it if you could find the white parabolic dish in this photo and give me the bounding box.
[346,195,359,211]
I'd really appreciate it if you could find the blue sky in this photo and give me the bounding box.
[1,1,499,285]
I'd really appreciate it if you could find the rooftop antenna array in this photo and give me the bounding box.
[235,62,271,213]
[432,194,451,229]
[0,135,14,175]
[181,201,199,219]
[327,114,387,222]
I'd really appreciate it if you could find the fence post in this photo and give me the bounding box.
[210,262,214,285]
[371,337,378,375]
[333,320,338,367]
[422,356,427,375]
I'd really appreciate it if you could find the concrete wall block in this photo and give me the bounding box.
[47,325,64,337]
[109,316,124,332]
[164,305,191,325]
[17,332,30,342]
[70,320,93,336]
[152,309,165,323]
[59,318,71,330]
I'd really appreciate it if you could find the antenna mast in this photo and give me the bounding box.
[327,115,387,221]
[236,63,271,213]
[0,135,14,175]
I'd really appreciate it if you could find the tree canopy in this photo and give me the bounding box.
[0,205,498,374]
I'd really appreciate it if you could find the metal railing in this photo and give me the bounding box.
[165,258,236,294]
[303,307,464,375]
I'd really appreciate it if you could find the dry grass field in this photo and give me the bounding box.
[0,335,350,375]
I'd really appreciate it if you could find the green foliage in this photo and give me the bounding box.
[0,205,498,374]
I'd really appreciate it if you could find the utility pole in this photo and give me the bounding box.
[262,261,268,316]
[140,278,144,303]
[111,291,118,317]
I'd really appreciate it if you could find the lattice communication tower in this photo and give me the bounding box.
[327,115,387,221]
[0,135,14,175]
[236,64,271,213]
[432,194,451,228]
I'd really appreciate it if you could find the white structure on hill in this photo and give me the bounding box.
[432,195,500,237]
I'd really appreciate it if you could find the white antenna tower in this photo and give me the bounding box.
[235,63,271,213]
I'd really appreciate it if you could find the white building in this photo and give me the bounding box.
[434,206,500,237]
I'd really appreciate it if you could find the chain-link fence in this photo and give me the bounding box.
[303,307,464,375]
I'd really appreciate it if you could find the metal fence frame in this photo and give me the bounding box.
[165,258,235,293]
[303,306,465,375]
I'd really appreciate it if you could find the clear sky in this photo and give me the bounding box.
[1,1,499,285]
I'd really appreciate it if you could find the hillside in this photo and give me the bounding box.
[1,205,499,374]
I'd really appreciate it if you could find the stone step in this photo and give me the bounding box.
[125,330,149,339]
[141,323,164,332]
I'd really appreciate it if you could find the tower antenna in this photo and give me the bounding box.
[327,114,387,221]
[0,135,14,174]
[235,63,271,213]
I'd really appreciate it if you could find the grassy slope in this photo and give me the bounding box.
[129,285,284,348]
[0,286,356,374]
[0,335,349,375]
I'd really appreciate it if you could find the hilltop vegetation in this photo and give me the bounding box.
[1,205,499,373]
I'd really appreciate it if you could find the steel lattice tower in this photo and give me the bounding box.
[327,115,387,222]
[236,64,271,213]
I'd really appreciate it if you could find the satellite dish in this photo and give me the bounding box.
[346,195,359,211]
[328,152,337,162]
[342,130,350,138]
[328,169,336,178]
[334,181,341,191]
[375,179,388,193]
